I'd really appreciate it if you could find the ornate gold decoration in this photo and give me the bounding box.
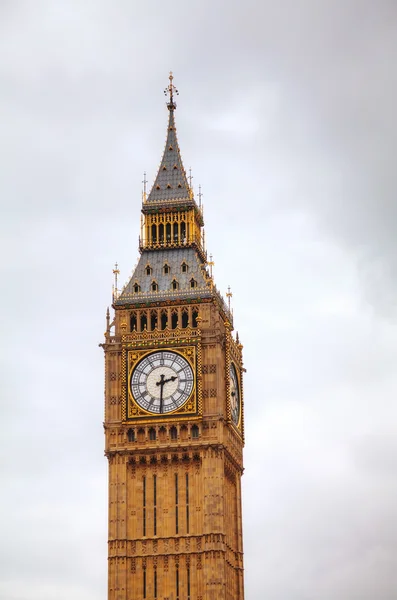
[123,345,200,421]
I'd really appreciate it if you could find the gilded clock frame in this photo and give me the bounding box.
[121,342,202,422]
[226,328,244,436]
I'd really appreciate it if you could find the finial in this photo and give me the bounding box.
[226,285,233,311]
[164,71,179,110]
[188,167,193,189]
[142,171,148,202]
[112,262,120,301]
[106,307,110,334]
[208,253,214,278]
[198,184,203,208]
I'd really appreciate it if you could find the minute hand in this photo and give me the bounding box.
[156,374,177,413]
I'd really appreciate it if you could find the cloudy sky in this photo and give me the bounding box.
[1,1,397,598]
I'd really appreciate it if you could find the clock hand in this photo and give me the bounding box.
[157,374,165,413]
[155,374,177,413]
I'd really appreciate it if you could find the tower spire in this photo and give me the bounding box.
[146,73,193,206]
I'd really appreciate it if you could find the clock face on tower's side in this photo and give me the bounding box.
[130,350,194,414]
[230,363,240,426]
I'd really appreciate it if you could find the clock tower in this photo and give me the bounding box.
[102,74,245,600]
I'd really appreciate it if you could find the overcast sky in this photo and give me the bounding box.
[1,1,397,599]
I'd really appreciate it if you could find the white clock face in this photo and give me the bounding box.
[230,363,240,425]
[130,350,194,414]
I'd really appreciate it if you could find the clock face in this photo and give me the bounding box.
[230,363,240,425]
[130,350,194,414]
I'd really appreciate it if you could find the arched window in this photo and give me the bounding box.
[191,425,199,439]
[173,222,179,242]
[159,426,167,441]
[127,429,135,442]
[163,263,170,275]
[181,310,188,328]
[190,278,197,289]
[192,309,199,328]
[171,279,179,290]
[137,428,145,442]
[181,262,188,273]
[180,221,186,241]
[150,310,158,331]
[159,223,164,243]
[151,224,157,243]
[140,313,147,331]
[161,311,167,330]
[149,428,156,441]
[130,313,137,331]
[133,283,141,293]
[145,265,152,276]
[151,281,158,292]
[170,426,177,440]
[166,223,171,242]
[171,312,178,329]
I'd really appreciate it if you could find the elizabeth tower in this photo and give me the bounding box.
[102,75,245,600]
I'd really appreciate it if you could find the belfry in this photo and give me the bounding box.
[102,74,245,600]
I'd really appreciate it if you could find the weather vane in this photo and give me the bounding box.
[164,71,179,110]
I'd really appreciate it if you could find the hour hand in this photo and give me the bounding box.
[164,376,177,384]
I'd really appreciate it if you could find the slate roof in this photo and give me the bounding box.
[145,108,193,205]
[115,248,212,305]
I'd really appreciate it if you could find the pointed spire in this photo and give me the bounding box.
[145,73,193,206]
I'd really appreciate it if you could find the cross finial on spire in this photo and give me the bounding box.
[164,71,179,110]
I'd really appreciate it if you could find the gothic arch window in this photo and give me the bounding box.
[191,425,199,439]
[171,279,179,290]
[159,223,164,242]
[190,278,197,289]
[137,428,145,442]
[180,424,188,440]
[180,221,186,241]
[133,283,141,293]
[130,313,137,331]
[145,265,152,276]
[181,309,189,329]
[151,281,158,292]
[173,222,178,242]
[151,224,157,242]
[127,428,135,442]
[159,426,166,441]
[140,312,148,331]
[150,310,158,331]
[170,426,177,440]
[149,428,156,441]
[160,310,167,330]
[163,263,170,275]
[192,309,199,328]
[181,262,188,273]
[171,310,178,329]
[166,223,171,242]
